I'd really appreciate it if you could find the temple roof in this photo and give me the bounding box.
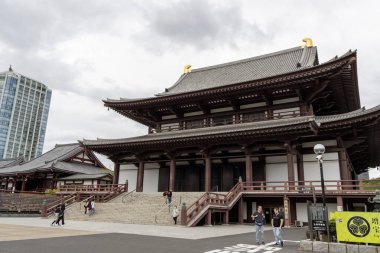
[103,48,358,122]
[158,46,318,96]
[0,143,111,176]
[0,157,24,168]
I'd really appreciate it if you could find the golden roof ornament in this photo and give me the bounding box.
[183,65,192,74]
[302,38,313,48]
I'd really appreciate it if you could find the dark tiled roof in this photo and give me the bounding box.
[0,143,111,175]
[157,46,318,96]
[0,157,24,168]
[82,105,380,147]
[82,116,316,146]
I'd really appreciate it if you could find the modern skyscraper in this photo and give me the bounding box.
[0,66,52,160]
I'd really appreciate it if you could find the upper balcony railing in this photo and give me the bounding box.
[157,109,301,133]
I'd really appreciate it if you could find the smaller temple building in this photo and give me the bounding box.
[0,143,112,192]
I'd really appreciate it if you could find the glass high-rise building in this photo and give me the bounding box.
[0,66,52,160]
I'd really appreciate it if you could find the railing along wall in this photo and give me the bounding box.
[184,179,380,226]
[158,109,301,133]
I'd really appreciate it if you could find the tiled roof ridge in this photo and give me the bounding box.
[189,46,305,73]
[20,143,80,166]
[106,48,354,104]
[158,46,308,96]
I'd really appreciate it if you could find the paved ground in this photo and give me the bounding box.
[0,218,307,253]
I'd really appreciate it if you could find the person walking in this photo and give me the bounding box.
[60,202,66,225]
[51,205,61,226]
[172,205,179,225]
[167,190,173,205]
[271,207,284,247]
[251,206,265,245]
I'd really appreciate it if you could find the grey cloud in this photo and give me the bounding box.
[0,0,134,51]
[136,1,270,51]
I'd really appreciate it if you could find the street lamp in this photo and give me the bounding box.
[313,144,330,242]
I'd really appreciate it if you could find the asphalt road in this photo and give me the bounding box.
[0,228,306,253]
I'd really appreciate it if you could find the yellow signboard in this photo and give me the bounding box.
[333,211,380,244]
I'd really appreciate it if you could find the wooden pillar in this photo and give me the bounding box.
[113,162,120,184]
[21,176,26,192]
[169,158,176,191]
[224,210,229,225]
[205,155,212,192]
[337,196,344,211]
[287,151,295,188]
[206,209,212,226]
[136,160,145,192]
[338,150,350,181]
[296,150,305,185]
[238,198,244,224]
[245,154,253,185]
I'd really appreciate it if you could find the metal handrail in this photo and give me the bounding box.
[154,196,181,223]
[121,189,136,203]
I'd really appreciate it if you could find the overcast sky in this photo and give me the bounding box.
[1,0,379,167]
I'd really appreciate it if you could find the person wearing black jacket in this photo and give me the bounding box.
[60,202,66,225]
[252,206,265,245]
[271,207,284,247]
[51,206,62,226]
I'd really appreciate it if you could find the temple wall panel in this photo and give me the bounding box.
[143,168,159,192]
[184,111,204,117]
[303,152,340,184]
[83,180,93,185]
[240,102,266,109]
[210,106,233,113]
[162,115,177,120]
[272,97,299,105]
[119,164,137,191]
[265,156,298,185]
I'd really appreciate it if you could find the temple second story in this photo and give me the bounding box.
[104,39,360,133]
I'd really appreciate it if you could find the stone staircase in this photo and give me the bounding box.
[65,192,204,225]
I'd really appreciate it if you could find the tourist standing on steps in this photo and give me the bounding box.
[84,199,89,214]
[163,191,168,204]
[172,205,179,225]
[60,202,66,225]
[89,199,95,216]
[167,190,173,205]
[87,199,93,216]
[252,205,265,245]
[271,207,284,247]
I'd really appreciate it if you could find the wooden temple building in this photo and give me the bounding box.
[0,143,112,192]
[81,39,380,225]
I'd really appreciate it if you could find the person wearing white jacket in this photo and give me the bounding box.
[172,205,179,225]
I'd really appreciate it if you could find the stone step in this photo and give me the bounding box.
[65,192,204,225]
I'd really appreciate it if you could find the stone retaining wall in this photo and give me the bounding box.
[299,240,380,253]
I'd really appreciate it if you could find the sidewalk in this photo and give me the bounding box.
[0,217,271,240]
